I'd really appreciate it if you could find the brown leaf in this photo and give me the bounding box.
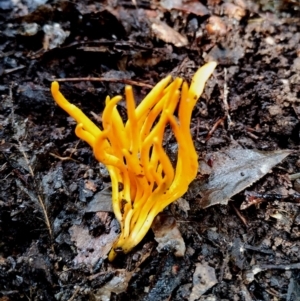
[94,269,133,301]
[189,262,217,301]
[206,16,227,36]
[69,215,119,266]
[85,186,113,213]
[160,0,209,16]
[173,1,209,16]
[152,214,186,257]
[198,146,291,208]
[84,179,97,192]
[151,19,188,47]
[222,3,246,20]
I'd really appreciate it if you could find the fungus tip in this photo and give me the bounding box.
[51,81,59,91]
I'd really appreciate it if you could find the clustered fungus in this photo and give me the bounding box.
[51,61,217,261]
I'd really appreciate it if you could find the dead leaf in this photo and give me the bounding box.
[174,197,190,216]
[189,262,217,301]
[222,3,246,20]
[206,44,245,65]
[198,146,291,208]
[174,1,209,16]
[152,214,186,257]
[69,214,119,266]
[160,0,209,16]
[85,186,113,213]
[84,179,97,192]
[94,269,133,301]
[206,16,227,36]
[160,0,182,10]
[131,51,163,68]
[151,19,188,47]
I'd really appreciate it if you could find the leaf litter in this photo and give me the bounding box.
[69,212,119,266]
[1,0,300,300]
[189,262,217,301]
[152,214,186,257]
[198,145,292,208]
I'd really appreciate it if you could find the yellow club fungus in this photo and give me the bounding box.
[51,61,217,261]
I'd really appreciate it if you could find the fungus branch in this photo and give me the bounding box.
[51,62,217,260]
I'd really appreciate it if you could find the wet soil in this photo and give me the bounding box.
[1,0,300,300]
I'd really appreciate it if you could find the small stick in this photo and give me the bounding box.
[49,77,153,89]
[49,152,79,162]
[231,202,248,227]
[206,117,225,140]
[223,68,233,128]
[49,141,80,162]
[67,286,80,301]
[18,141,54,249]
[246,131,259,140]
[4,65,26,75]
[8,84,55,253]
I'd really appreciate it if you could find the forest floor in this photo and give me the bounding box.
[1,0,300,300]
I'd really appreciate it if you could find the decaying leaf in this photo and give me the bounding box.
[160,0,209,16]
[85,186,113,213]
[152,214,186,257]
[92,244,155,301]
[198,146,291,208]
[174,1,209,16]
[151,19,188,47]
[69,213,119,266]
[174,197,190,216]
[189,262,217,301]
[94,269,133,301]
[222,3,246,21]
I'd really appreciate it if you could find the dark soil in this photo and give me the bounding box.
[1,1,300,300]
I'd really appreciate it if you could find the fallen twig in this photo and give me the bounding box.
[49,140,80,163]
[9,84,55,253]
[18,141,54,251]
[230,202,248,227]
[223,68,233,128]
[67,286,80,301]
[206,117,225,141]
[48,77,153,88]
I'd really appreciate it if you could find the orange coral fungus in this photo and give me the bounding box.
[51,62,217,260]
